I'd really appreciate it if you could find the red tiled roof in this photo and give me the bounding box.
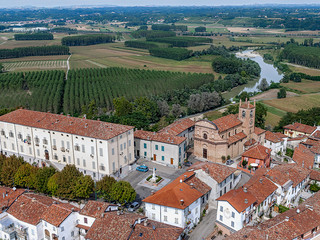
[80,200,117,218]
[265,164,310,188]
[240,102,255,109]
[158,118,195,136]
[7,193,55,225]
[42,202,79,227]
[0,187,25,213]
[134,130,186,145]
[304,138,319,147]
[0,109,134,140]
[310,170,320,182]
[143,171,210,209]
[254,127,266,136]
[217,188,256,213]
[76,224,91,231]
[227,191,320,240]
[287,135,308,141]
[189,161,237,183]
[292,144,315,169]
[228,132,247,145]
[311,130,320,140]
[242,144,271,160]
[184,175,211,195]
[244,177,278,206]
[265,131,285,143]
[244,138,256,147]
[85,212,183,240]
[284,122,317,134]
[212,114,242,133]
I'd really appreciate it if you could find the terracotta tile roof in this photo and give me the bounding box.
[304,138,319,147]
[244,177,278,206]
[184,175,211,195]
[7,193,55,225]
[244,138,256,147]
[80,200,117,218]
[158,118,195,136]
[311,130,320,140]
[227,191,320,240]
[42,202,79,227]
[242,144,271,160]
[265,131,285,143]
[240,102,255,109]
[310,170,320,182]
[311,142,320,154]
[189,161,237,183]
[254,127,266,135]
[85,212,183,240]
[274,132,287,139]
[76,224,91,231]
[134,130,186,145]
[217,188,256,213]
[143,171,210,209]
[0,187,25,213]
[228,132,247,145]
[264,164,310,188]
[287,135,308,141]
[292,144,315,169]
[284,122,317,134]
[212,114,242,133]
[0,109,134,140]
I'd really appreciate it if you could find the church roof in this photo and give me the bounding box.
[212,114,242,133]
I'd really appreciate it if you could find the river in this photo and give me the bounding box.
[223,50,283,100]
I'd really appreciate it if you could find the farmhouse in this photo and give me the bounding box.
[194,99,265,163]
[284,122,317,138]
[0,109,135,180]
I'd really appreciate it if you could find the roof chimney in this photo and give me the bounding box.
[259,179,263,184]
[285,216,289,221]
[244,199,248,204]
[85,123,88,128]
[144,219,148,226]
[180,179,183,183]
[243,187,248,193]
[83,114,86,119]
[138,218,141,224]
[101,213,104,218]
[184,175,187,179]
[296,209,300,214]
[180,199,184,206]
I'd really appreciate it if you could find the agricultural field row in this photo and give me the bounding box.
[3,60,67,71]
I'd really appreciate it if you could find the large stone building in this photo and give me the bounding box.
[194,100,265,163]
[0,109,135,180]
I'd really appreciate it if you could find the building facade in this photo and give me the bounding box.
[194,100,266,163]
[0,109,135,180]
[264,131,288,156]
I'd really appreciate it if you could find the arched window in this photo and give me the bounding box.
[250,110,253,118]
[242,110,246,118]
[203,133,208,139]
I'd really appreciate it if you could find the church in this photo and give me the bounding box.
[194,99,266,163]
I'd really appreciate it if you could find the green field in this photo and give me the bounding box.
[3,60,67,71]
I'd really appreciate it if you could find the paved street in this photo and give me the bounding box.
[189,208,217,240]
[123,158,190,203]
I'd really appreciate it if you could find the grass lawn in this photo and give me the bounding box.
[204,110,223,121]
[288,65,320,76]
[263,93,320,113]
[281,80,320,94]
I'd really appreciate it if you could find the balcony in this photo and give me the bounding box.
[52,145,57,150]
[61,147,65,152]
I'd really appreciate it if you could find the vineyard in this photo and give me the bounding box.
[0,70,65,113]
[3,60,67,71]
[64,68,214,115]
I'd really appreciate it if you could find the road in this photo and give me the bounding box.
[123,158,189,202]
[189,208,217,240]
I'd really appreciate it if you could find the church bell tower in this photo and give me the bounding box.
[239,98,255,137]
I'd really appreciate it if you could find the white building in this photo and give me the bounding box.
[188,161,241,208]
[0,109,135,180]
[158,118,195,146]
[264,131,288,156]
[143,171,211,231]
[216,188,256,235]
[134,130,186,167]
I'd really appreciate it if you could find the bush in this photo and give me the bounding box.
[195,26,206,32]
[278,205,289,213]
[277,88,287,99]
[310,182,320,192]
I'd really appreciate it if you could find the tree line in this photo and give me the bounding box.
[14,33,54,41]
[149,47,192,61]
[0,155,136,203]
[124,40,160,50]
[131,30,176,39]
[148,36,212,47]
[151,24,188,32]
[61,34,115,46]
[0,45,70,59]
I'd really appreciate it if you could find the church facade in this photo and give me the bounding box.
[194,100,266,163]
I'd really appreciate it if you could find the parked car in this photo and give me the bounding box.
[128,202,140,212]
[136,165,149,172]
[226,159,234,165]
[184,161,193,167]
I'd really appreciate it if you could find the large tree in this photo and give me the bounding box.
[35,167,56,193]
[110,181,136,204]
[55,165,82,199]
[113,97,133,117]
[73,175,94,198]
[14,163,38,188]
[0,155,24,187]
[96,175,117,200]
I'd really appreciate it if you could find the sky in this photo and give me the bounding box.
[0,0,318,8]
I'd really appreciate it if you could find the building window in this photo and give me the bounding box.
[91,146,94,155]
[20,146,24,153]
[9,131,14,138]
[99,148,103,157]
[77,158,80,165]
[175,218,179,224]
[129,140,131,147]
[120,135,122,139]
[71,231,74,237]
[162,156,164,161]
[161,146,164,151]
[84,217,88,224]
[111,139,114,143]
[220,215,223,221]
[144,143,147,149]
[195,208,198,214]
[220,206,223,212]
[3,141,6,149]
[112,162,115,172]
[203,133,207,139]
[82,145,85,153]
[232,212,235,218]
[93,172,96,178]
[61,226,64,232]
[112,148,115,155]
[37,149,40,156]
[62,237,65,240]
[31,229,35,235]
[92,162,96,169]
[12,143,15,151]
[152,204,155,210]
[175,209,178,214]
[120,144,123,151]
[152,213,155,220]
[68,156,71,164]
[220,190,222,197]
[164,207,167,212]
[144,152,147,157]
[63,156,66,162]
[164,216,168,222]
[231,221,234,227]
[29,147,32,154]
[129,153,132,161]
[45,222,47,227]
[67,141,70,149]
[83,159,86,167]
